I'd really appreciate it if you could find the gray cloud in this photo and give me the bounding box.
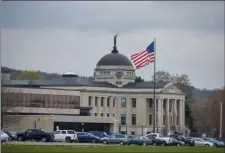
[1,1,224,89]
[2,1,224,33]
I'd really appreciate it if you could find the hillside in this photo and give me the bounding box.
[1,66,220,102]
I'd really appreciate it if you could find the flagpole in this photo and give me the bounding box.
[153,37,156,133]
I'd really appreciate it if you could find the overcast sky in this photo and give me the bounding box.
[1,1,224,89]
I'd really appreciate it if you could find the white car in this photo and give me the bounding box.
[1,131,9,142]
[145,133,173,145]
[54,130,78,143]
[192,138,214,147]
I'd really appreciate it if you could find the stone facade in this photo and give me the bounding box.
[2,83,185,136]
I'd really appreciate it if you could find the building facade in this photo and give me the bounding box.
[1,42,186,136]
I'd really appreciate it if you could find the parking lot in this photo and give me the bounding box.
[3,141,106,146]
[3,141,114,146]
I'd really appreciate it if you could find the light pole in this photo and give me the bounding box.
[213,102,223,138]
[33,118,40,129]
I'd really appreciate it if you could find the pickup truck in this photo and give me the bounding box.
[145,133,173,146]
[17,129,54,142]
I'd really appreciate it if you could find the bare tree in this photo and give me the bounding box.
[1,87,22,129]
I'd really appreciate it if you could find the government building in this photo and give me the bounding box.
[1,40,186,136]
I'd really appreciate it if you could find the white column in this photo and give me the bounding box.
[173,99,177,126]
[109,97,113,116]
[166,99,170,133]
[179,100,182,126]
[157,99,162,127]
[182,100,185,126]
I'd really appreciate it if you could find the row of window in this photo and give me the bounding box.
[88,97,137,108]
[2,93,80,109]
[120,113,180,126]
[93,112,115,117]
[120,113,137,125]
[99,71,134,76]
[89,97,181,110]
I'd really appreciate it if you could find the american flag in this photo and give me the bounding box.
[130,41,155,69]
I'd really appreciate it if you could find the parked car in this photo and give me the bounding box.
[88,131,108,138]
[170,134,195,146]
[17,129,54,142]
[127,136,152,146]
[192,138,214,147]
[167,137,185,146]
[203,138,225,148]
[77,132,101,143]
[101,133,128,145]
[54,130,77,143]
[150,137,167,146]
[3,131,17,141]
[1,131,9,142]
[145,133,172,146]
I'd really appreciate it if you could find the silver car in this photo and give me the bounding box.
[192,138,214,147]
[102,134,128,145]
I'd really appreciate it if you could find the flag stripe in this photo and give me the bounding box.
[135,54,154,68]
[130,41,155,69]
[133,51,148,63]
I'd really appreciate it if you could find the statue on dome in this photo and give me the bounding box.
[114,34,118,47]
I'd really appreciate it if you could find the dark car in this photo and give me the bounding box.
[167,138,185,146]
[77,132,101,143]
[203,138,225,148]
[128,136,152,146]
[4,131,17,141]
[170,134,195,146]
[88,131,108,138]
[17,129,54,142]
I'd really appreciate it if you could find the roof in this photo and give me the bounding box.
[96,52,133,67]
[1,67,11,74]
[2,78,167,89]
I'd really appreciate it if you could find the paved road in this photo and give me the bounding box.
[3,141,108,146]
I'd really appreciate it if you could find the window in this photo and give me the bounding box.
[107,113,110,117]
[107,98,110,107]
[94,113,97,116]
[156,99,158,110]
[121,113,126,125]
[120,132,126,135]
[149,114,152,125]
[62,131,66,134]
[54,131,60,134]
[95,97,98,106]
[163,100,166,109]
[148,98,153,108]
[132,114,136,125]
[131,131,135,135]
[101,113,104,117]
[169,101,172,112]
[67,130,75,134]
[131,98,136,107]
[101,97,104,107]
[113,113,115,117]
[113,98,115,107]
[163,115,165,125]
[121,98,126,107]
[88,96,92,106]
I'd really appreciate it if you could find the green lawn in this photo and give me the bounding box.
[2,145,225,153]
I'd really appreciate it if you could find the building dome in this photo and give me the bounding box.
[96,52,133,67]
[62,71,78,78]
